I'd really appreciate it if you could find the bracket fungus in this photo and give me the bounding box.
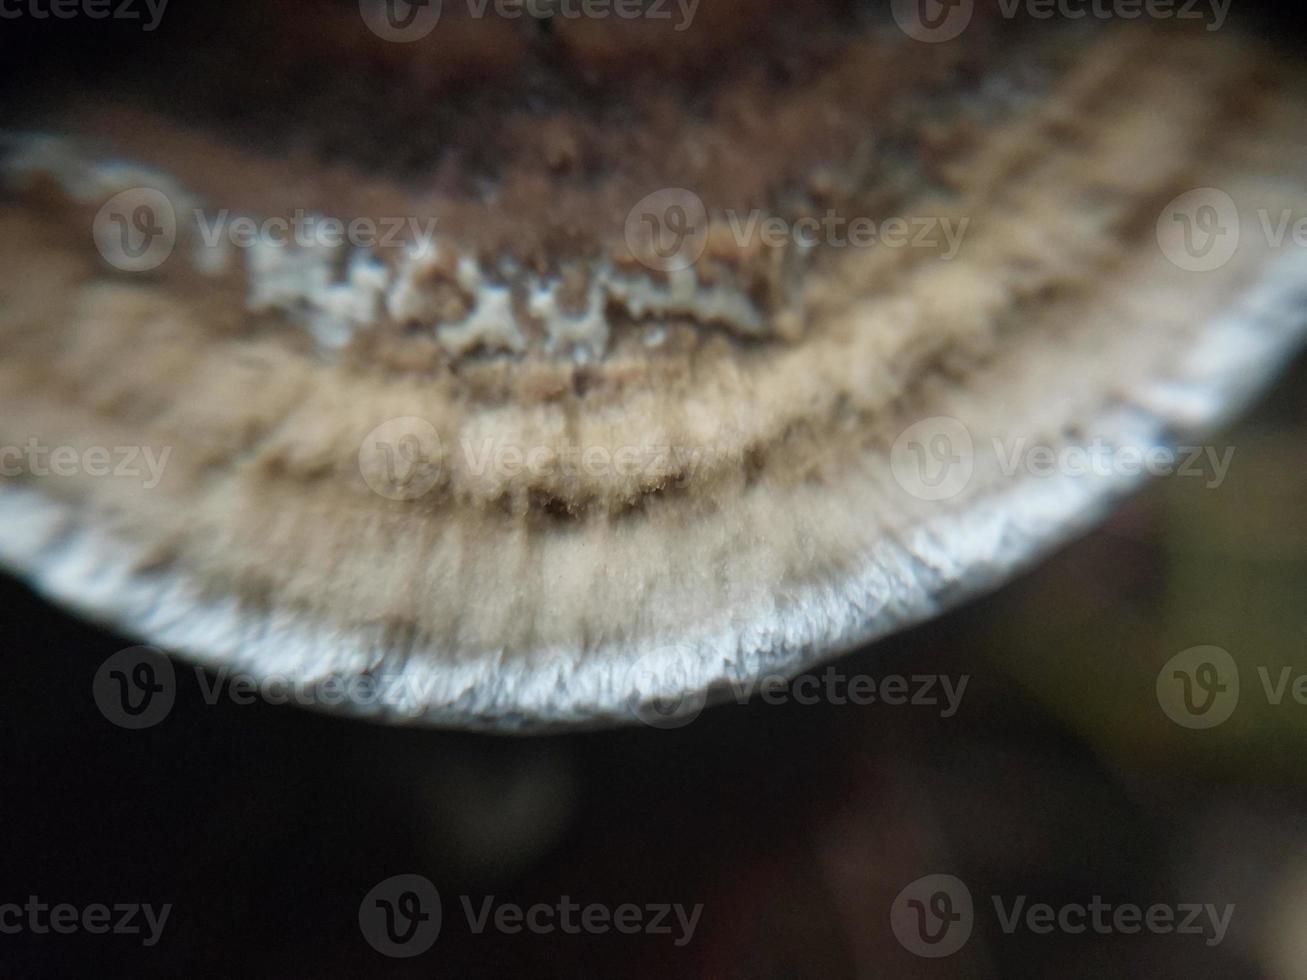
[2,2,1306,729]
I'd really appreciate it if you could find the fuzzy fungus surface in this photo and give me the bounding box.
[2,4,1306,728]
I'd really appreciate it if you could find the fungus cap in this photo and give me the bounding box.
[2,3,1306,728]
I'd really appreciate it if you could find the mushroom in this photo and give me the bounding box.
[2,2,1306,730]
